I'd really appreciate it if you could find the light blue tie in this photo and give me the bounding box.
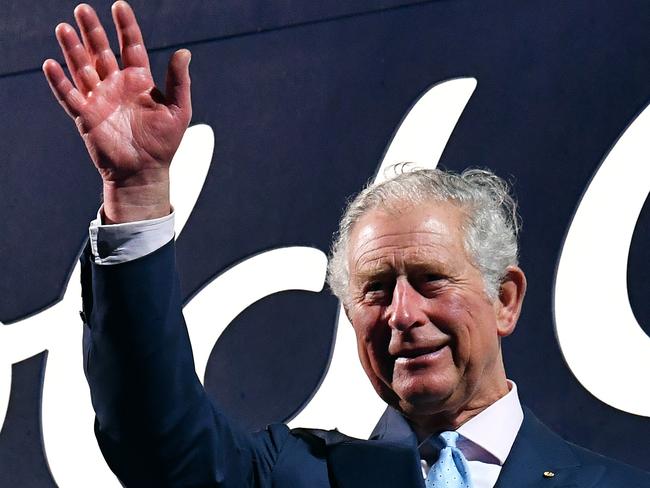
[425,431,473,488]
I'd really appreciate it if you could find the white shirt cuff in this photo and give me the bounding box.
[88,207,175,265]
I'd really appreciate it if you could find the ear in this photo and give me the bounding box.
[495,266,527,337]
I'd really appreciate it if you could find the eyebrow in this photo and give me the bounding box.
[354,261,450,281]
[354,268,393,284]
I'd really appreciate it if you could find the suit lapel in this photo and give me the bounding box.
[495,407,604,488]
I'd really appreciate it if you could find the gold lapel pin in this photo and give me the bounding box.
[543,471,555,478]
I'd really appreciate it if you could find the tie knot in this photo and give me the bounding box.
[434,431,460,450]
[425,431,472,488]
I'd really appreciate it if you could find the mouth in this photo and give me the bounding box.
[393,344,448,365]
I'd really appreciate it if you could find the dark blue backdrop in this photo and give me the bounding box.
[1,0,649,485]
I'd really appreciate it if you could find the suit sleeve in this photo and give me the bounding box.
[80,239,291,487]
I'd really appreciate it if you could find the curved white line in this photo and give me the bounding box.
[170,124,215,236]
[0,262,121,487]
[184,247,328,382]
[554,102,650,416]
[375,77,478,182]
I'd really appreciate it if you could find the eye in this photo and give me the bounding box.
[362,278,394,302]
[417,273,448,294]
[424,273,444,283]
[366,281,386,293]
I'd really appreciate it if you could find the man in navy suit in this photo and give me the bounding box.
[44,2,650,487]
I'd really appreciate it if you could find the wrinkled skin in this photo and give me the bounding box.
[345,201,526,436]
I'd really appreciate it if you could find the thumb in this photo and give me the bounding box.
[166,49,192,116]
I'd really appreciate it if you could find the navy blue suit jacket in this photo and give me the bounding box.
[80,240,650,487]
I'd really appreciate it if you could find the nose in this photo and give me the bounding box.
[387,277,428,331]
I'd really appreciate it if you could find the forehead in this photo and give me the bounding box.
[348,201,469,273]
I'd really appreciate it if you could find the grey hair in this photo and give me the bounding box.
[327,166,521,304]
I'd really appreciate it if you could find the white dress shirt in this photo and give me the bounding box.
[418,381,523,488]
[88,208,175,265]
[89,210,524,487]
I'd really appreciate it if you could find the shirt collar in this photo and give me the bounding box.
[370,380,524,466]
[454,380,523,465]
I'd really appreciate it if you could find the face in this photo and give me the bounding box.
[345,201,522,424]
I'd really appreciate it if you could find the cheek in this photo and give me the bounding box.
[366,332,392,375]
[433,292,470,328]
[350,305,382,341]
[351,315,391,376]
[433,294,482,363]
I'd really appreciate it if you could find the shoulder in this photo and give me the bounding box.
[520,407,650,486]
[246,424,333,486]
[250,424,343,461]
[564,439,650,486]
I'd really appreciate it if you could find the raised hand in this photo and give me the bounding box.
[43,1,192,223]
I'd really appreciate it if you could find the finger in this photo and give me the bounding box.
[111,1,151,71]
[55,23,101,95]
[42,59,85,119]
[165,50,192,116]
[74,3,119,79]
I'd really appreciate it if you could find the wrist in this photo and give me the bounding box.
[102,175,171,224]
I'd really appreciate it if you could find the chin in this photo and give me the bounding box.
[392,382,456,416]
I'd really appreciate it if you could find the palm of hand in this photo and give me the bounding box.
[79,67,184,183]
